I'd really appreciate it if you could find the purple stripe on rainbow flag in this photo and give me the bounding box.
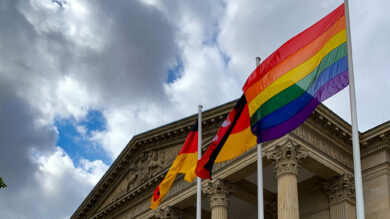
[253,56,347,132]
[257,70,349,143]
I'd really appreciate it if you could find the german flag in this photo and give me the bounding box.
[196,95,257,179]
[150,121,199,209]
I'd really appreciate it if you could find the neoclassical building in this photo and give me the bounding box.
[71,100,390,219]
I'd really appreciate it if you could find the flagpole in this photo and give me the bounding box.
[256,57,264,219]
[197,105,203,219]
[344,1,365,218]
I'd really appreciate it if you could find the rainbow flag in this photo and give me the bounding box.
[243,4,348,143]
[150,121,198,209]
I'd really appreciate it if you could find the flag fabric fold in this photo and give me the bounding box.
[150,121,198,209]
[243,3,348,143]
[196,95,257,179]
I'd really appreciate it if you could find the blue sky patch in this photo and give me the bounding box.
[167,57,184,83]
[55,109,111,166]
[219,47,231,65]
[202,33,231,66]
[202,31,219,47]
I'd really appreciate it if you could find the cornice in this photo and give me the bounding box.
[315,105,352,134]
[309,104,352,145]
[360,123,390,156]
[361,121,390,142]
[361,142,390,158]
[312,107,390,159]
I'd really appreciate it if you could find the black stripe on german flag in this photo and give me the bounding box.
[196,95,247,179]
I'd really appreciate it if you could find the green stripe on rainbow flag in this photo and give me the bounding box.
[250,42,347,125]
[242,3,349,143]
[247,29,347,116]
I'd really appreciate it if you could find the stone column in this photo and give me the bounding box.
[267,140,307,219]
[203,178,235,219]
[153,205,182,219]
[324,174,356,219]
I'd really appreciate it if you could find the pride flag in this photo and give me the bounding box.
[150,121,199,209]
[243,4,348,143]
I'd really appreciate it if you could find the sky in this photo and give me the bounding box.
[0,0,389,218]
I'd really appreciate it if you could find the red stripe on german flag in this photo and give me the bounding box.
[196,95,257,179]
[150,121,199,209]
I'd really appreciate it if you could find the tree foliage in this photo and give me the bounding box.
[0,177,7,189]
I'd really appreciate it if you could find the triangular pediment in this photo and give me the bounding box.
[96,141,187,212]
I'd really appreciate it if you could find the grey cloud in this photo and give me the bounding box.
[0,0,178,218]
[0,1,58,188]
[0,77,56,186]
[153,0,224,42]
[0,76,59,218]
[68,0,178,107]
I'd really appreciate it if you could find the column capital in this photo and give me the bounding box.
[323,174,355,205]
[266,140,307,177]
[203,178,235,209]
[153,205,182,219]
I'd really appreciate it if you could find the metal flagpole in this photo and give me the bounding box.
[256,57,264,219]
[344,1,365,218]
[197,105,203,219]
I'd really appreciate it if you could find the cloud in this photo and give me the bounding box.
[89,0,234,160]
[0,146,107,219]
[0,73,109,219]
[65,0,178,107]
[0,0,177,218]
[1,0,389,218]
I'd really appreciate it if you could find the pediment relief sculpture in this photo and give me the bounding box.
[126,150,166,192]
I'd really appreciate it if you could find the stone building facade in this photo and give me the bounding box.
[71,100,390,219]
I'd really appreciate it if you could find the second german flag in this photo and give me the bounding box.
[196,95,257,179]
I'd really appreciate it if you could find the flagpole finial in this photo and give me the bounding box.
[256,57,261,67]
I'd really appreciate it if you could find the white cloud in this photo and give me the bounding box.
[1,0,390,218]
[0,0,176,218]
[165,45,240,113]
[18,0,107,51]
[54,76,99,120]
[76,125,87,137]
[89,108,134,159]
[31,147,107,219]
[36,147,108,192]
